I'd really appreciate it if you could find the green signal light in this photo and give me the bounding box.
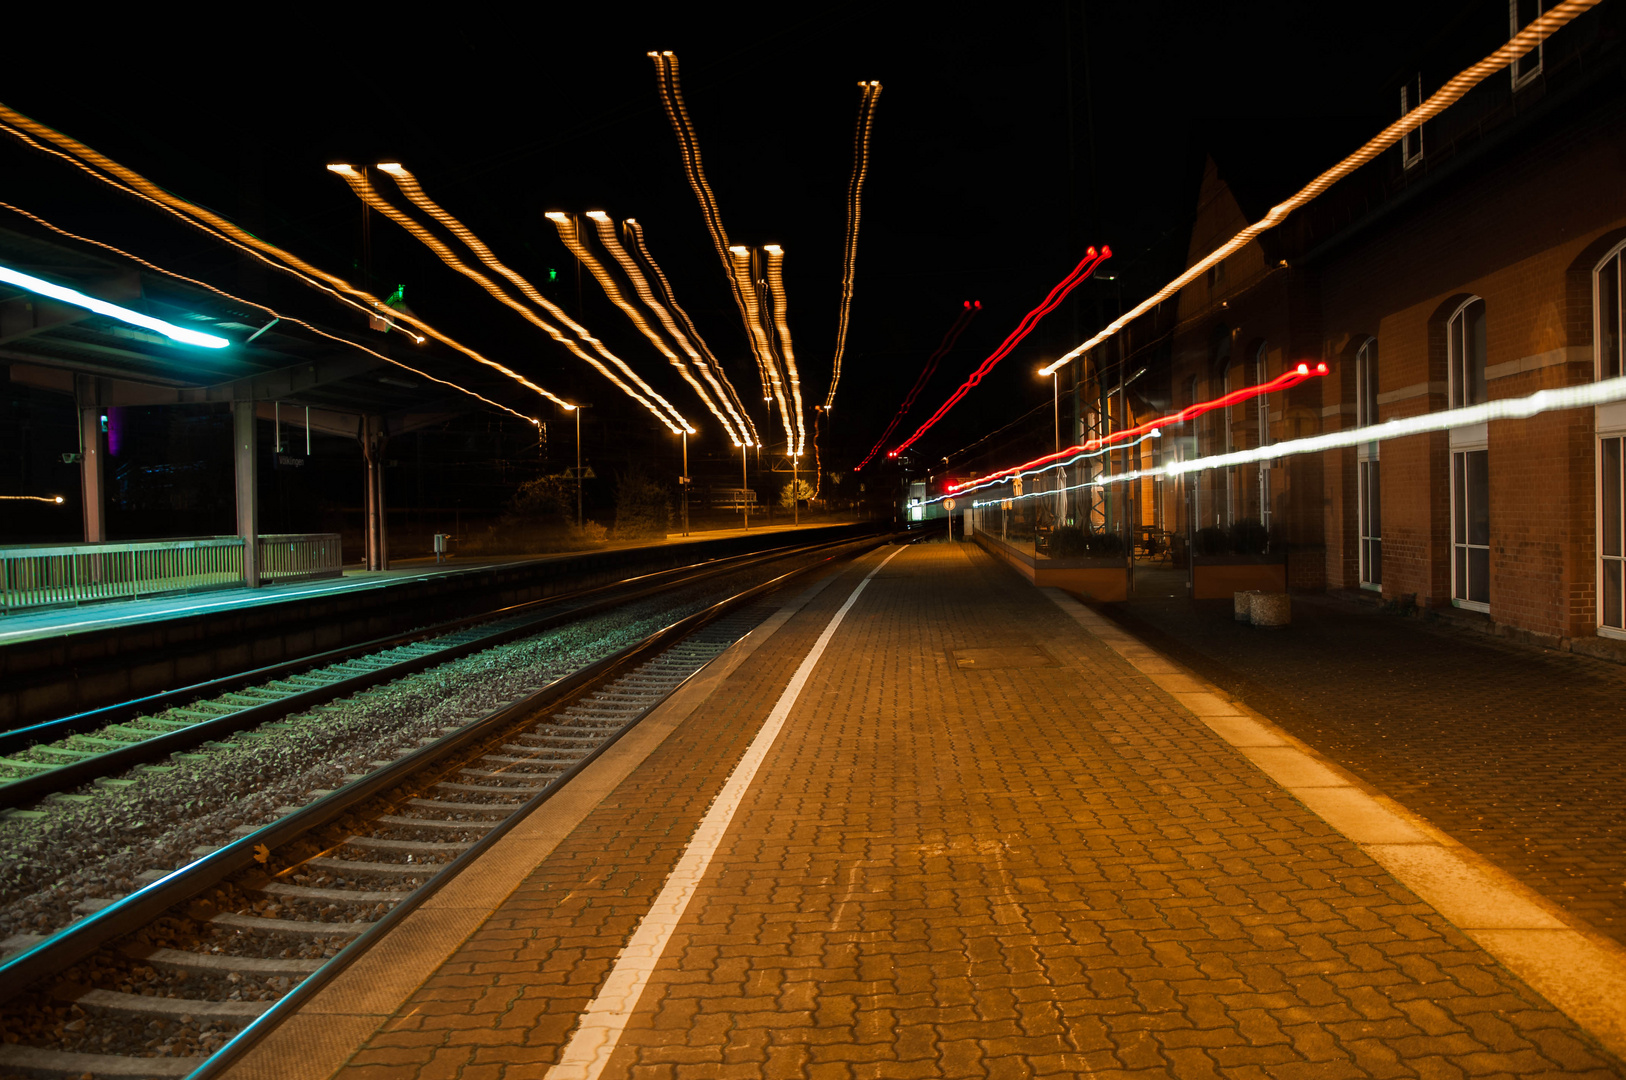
[385,284,407,308]
[548,268,558,282]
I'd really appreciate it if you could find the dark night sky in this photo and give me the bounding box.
[3,2,1474,474]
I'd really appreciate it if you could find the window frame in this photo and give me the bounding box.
[1448,296,1487,409]
[1510,0,1545,90]
[1595,241,1626,638]
[1451,445,1491,611]
[1400,76,1424,169]
[1355,338,1381,589]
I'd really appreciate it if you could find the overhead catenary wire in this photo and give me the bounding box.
[889,247,1109,459]
[856,300,980,471]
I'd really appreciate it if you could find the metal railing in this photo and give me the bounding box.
[0,534,342,613]
[258,533,343,585]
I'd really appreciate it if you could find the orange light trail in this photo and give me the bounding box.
[0,494,64,504]
[950,362,1328,494]
[890,247,1108,459]
[649,51,779,415]
[0,104,592,417]
[825,80,881,414]
[0,196,543,427]
[763,245,807,457]
[624,219,760,446]
[585,215,745,445]
[1041,0,1600,377]
[855,300,981,471]
[372,165,690,430]
[729,246,795,450]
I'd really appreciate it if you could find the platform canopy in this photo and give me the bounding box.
[0,221,531,437]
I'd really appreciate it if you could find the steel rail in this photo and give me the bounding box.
[0,533,873,809]
[0,533,892,1005]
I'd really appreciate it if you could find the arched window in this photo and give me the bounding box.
[1356,338,1381,587]
[1448,297,1487,408]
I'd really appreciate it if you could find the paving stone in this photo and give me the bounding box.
[327,545,1622,1080]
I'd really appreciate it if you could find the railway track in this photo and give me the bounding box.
[0,533,892,1079]
[0,533,870,812]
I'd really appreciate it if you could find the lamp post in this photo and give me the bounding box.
[680,430,690,537]
[792,447,800,527]
[741,441,751,530]
[566,403,591,533]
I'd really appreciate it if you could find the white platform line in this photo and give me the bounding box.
[544,544,905,1080]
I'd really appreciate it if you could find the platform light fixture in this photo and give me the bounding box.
[0,264,229,348]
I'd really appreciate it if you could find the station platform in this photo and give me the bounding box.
[225,541,1626,1080]
[0,521,850,648]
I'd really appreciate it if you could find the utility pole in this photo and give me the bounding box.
[741,441,751,530]
[680,431,690,537]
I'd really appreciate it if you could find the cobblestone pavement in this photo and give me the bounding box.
[333,544,1622,1080]
[1101,569,1626,948]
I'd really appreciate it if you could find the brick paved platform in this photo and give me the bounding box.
[1099,571,1626,948]
[233,542,1625,1080]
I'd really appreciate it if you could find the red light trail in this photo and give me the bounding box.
[888,246,1109,459]
[855,300,980,471]
[948,362,1329,494]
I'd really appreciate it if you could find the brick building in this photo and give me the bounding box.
[1088,2,1626,649]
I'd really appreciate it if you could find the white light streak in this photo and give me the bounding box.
[0,264,227,348]
[941,376,1626,506]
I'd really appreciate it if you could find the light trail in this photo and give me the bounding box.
[952,362,1328,493]
[949,426,1164,500]
[582,211,734,440]
[890,247,1109,459]
[0,197,543,426]
[728,246,796,450]
[321,166,623,417]
[934,375,1626,510]
[1040,0,1601,378]
[0,105,596,416]
[372,165,684,428]
[0,263,226,349]
[0,495,64,504]
[763,245,807,457]
[825,80,882,413]
[624,219,759,446]
[648,51,776,413]
[855,300,980,471]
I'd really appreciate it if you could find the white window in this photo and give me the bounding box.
[1356,338,1381,588]
[1511,0,1545,89]
[1448,299,1489,609]
[1449,296,1487,408]
[1596,243,1626,635]
[1219,360,1234,526]
[1603,436,1624,632]
[1599,244,1623,381]
[1254,343,1272,529]
[1452,448,1490,608]
[1400,76,1424,169]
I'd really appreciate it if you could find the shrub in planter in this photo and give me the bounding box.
[1082,529,1125,557]
[1050,525,1089,557]
[1194,525,1230,556]
[1230,518,1270,555]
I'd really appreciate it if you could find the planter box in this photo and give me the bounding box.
[973,532,1129,601]
[1191,553,1287,600]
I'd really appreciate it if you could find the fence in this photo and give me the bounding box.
[257,533,343,585]
[0,533,342,613]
